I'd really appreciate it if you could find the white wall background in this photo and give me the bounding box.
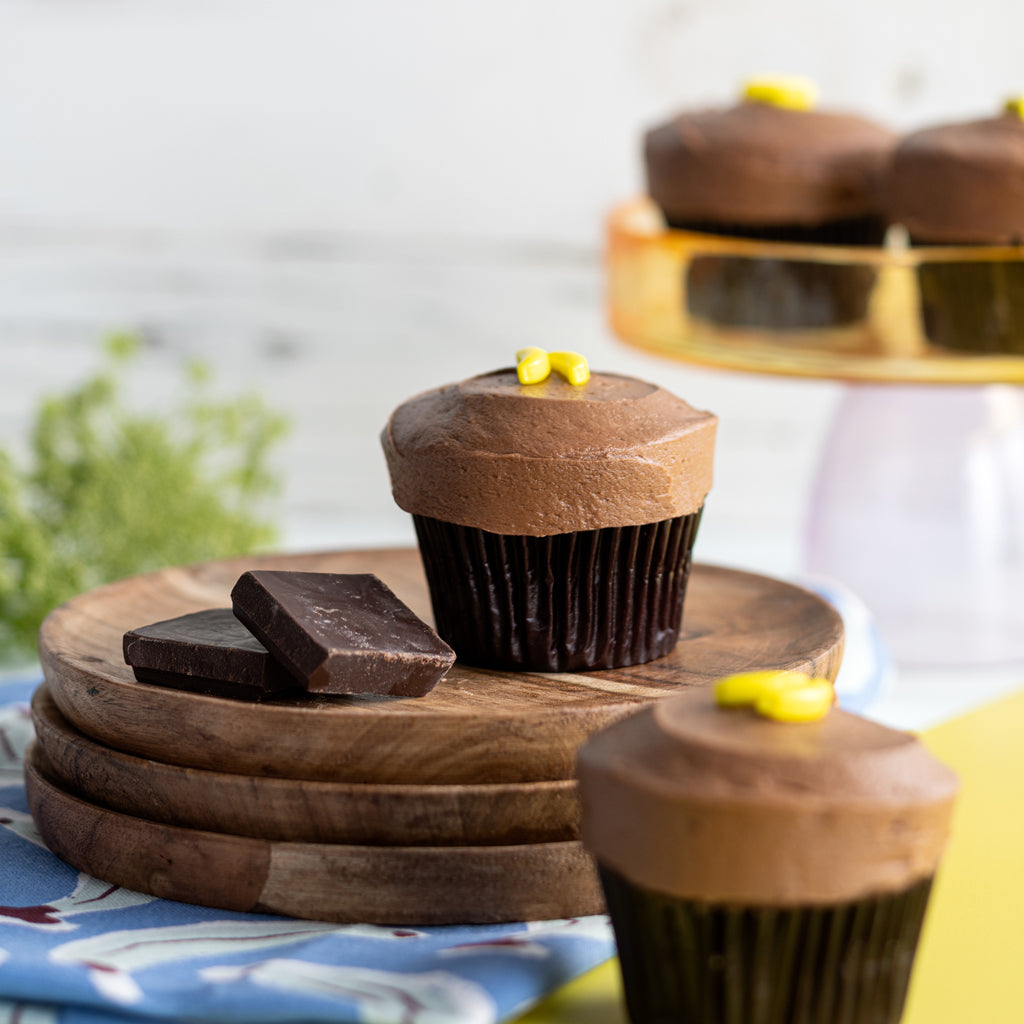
[2,0,1022,578]
[2,0,1022,241]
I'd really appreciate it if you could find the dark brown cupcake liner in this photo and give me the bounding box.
[412,512,702,672]
[668,215,885,330]
[686,255,878,329]
[599,865,934,1024]
[671,214,888,247]
[915,257,1024,354]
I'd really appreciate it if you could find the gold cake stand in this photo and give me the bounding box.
[607,197,1024,384]
[607,199,1024,665]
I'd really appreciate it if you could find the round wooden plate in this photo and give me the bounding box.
[31,686,580,846]
[39,548,844,784]
[25,745,603,925]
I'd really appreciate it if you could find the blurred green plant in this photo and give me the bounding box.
[0,333,289,663]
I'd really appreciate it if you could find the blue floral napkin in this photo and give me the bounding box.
[0,676,613,1024]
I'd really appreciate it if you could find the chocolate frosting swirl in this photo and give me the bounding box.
[578,688,957,906]
[645,101,895,227]
[887,113,1024,243]
[381,369,716,537]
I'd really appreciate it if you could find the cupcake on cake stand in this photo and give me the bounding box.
[609,83,1024,666]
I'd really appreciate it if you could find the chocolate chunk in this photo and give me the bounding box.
[123,607,295,701]
[230,571,455,696]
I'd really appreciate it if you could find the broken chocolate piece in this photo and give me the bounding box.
[123,607,295,700]
[230,571,455,696]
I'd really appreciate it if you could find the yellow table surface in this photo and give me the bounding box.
[516,686,1024,1023]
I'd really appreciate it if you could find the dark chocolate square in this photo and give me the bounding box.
[123,607,295,700]
[230,571,455,696]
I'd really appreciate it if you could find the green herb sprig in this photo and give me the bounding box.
[0,334,289,663]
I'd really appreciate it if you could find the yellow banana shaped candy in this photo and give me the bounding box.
[714,670,813,708]
[756,678,836,723]
[548,350,590,386]
[743,75,818,112]
[714,669,835,722]
[516,347,551,385]
[516,348,590,386]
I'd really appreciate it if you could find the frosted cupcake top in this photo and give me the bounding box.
[886,107,1024,244]
[381,368,716,537]
[577,686,957,906]
[645,97,895,228]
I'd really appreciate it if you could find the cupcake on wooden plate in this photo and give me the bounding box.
[380,350,717,672]
[887,100,1024,353]
[578,672,958,1024]
[644,76,895,328]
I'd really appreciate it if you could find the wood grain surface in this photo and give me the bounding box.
[31,686,580,845]
[39,548,844,784]
[25,745,604,925]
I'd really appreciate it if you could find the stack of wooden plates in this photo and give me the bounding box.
[27,548,843,925]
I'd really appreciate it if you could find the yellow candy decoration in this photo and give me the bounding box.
[743,75,818,112]
[714,669,835,723]
[548,351,590,386]
[516,348,590,386]
[714,670,813,708]
[756,679,836,723]
[516,347,551,385]
[1005,96,1024,121]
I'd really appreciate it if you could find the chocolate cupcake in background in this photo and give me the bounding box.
[887,102,1024,353]
[644,77,896,328]
[578,677,958,1024]
[380,352,717,672]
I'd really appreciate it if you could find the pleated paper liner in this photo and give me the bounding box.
[599,866,934,1024]
[674,215,886,330]
[916,257,1024,353]
[413,512,702,672]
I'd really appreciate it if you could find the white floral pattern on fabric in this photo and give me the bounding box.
[201,961,497,1024]
[0,805,46,851]
[0,874,155,933]
[0,703,33,784]
[50,919,349,971]
[0,999,60,1024]
[439,917,613,960]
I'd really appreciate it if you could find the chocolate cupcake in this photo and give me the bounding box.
[578,676,958,1024]
[380,353,716,672]
[887,103,1024,353]
[644,77,895,328]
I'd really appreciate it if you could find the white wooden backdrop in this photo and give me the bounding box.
[2,0,1022,580]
